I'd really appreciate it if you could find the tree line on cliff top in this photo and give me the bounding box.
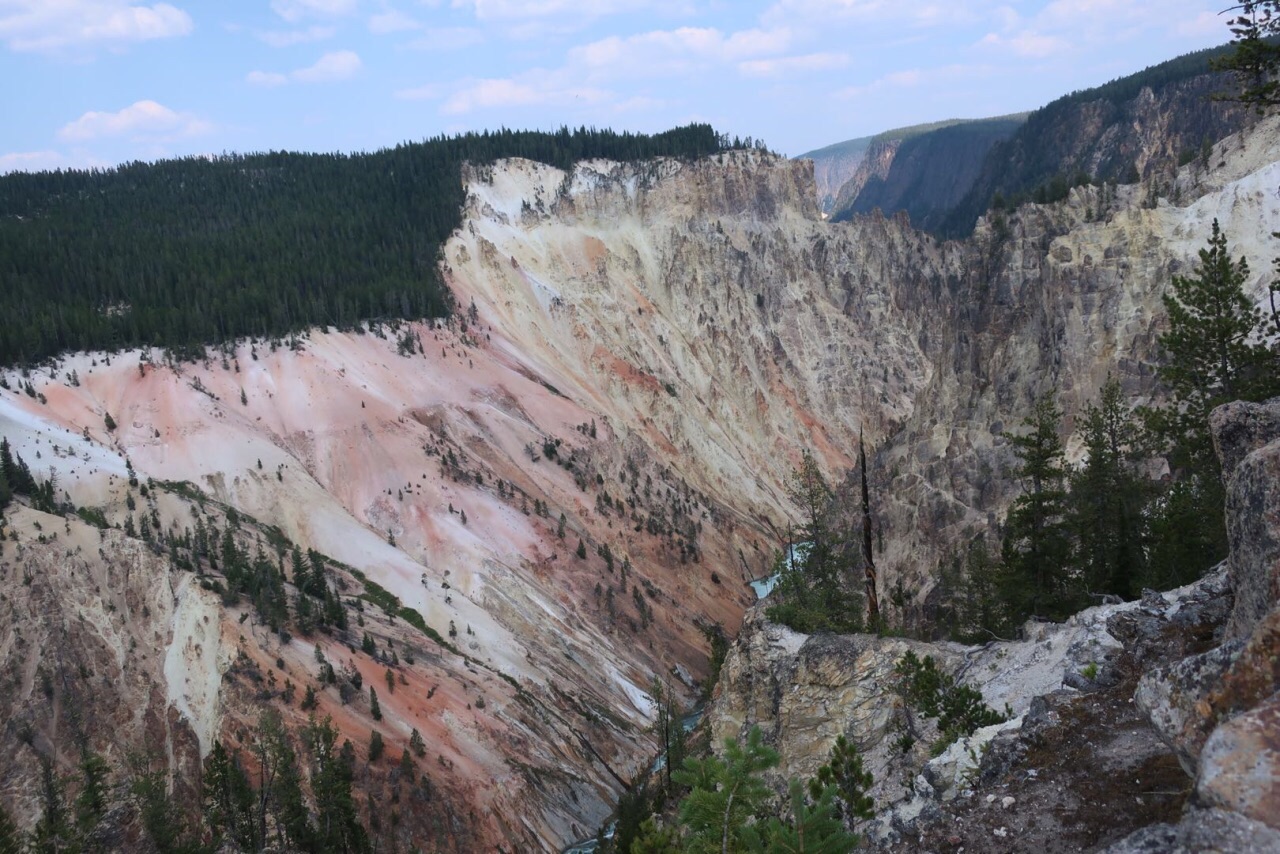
[0,124,740,366]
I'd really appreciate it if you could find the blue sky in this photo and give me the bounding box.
[0,1,1234,172]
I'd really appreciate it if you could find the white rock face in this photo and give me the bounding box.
[2,113,1279,849]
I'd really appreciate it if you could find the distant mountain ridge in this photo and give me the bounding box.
[799,118,1018,214]
[818,43,1248,235]
[836,115,1028,231]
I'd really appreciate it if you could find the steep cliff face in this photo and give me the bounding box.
[875,114,1280,624]
[0,147,940,850]
[830,138,901,218]
[838,117,1025,231]
[707,398,1280,852]
[797,136,874,215]
[941,69,1248,236]
[1,102,1278,850]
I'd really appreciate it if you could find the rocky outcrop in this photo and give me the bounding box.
[0,509,214,848]
[1105,397,1280,849]
[836,116,1025,231]
[707,611,961,810]
[1213,398,1280,641]
[1104,808,1280,854]
[829,138,899,217]
[943,67,1249,237]
[2,94,1278,850]
[1134,637,1242,775]
[874,117,1280,629]
[707,568,1236,851]
[797,136,873,214]
[1196,694,1280,824]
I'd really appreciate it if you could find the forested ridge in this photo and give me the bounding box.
[0,123,733,366]
[935,44,1245,237]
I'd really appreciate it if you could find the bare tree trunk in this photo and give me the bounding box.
[860,431,880,628]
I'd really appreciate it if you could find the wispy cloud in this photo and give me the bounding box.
[738,51,848,77]
[762,0,994,28]
[255,25,336,47]
[248,50,363,86]
[0,0,192,55]
[836,63,995,99]
[368,9,419,34]
[397,22,799,116]
[976,0,1218,59]
[444,78,609,113]
[0,149,110,173]
[569,26,792,80]
[270,0,358,23]
[406,26,485,51]
[57,100,212,142]
[454,0,685,21]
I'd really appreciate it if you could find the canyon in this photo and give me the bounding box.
[3,103,1280,852]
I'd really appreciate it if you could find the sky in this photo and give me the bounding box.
[0,0,1237,173]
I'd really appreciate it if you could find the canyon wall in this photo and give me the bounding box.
[0,110,1278,849]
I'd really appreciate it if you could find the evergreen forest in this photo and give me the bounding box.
[0,124,736,366]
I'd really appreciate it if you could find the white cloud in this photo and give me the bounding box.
[398,21,797,116]
[437,74,611,114]
[763,0,992,28]
[836,63,994,99]
[292,49,361,81]
[270,0,358,22]
[57,100,211,142]
[0,0,192,54]
[0,149,113,173]
[738,51,848,77]
[406,26,484,50]
[977,0,1221,59]
[977,30,1069,58]
[246,70,289,86]
[368,9,418,34]
[569,26,792,80]
[454,0,678,20]
[249,49,362,85]
[255,25,336,47]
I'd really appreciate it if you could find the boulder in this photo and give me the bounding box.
[1103,807,1280,853]
[1134,640,1243,776]
[1195,692,1280,830]
[1211,398,1280,641]
[922,717,1022,800]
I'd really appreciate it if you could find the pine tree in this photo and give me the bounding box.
[575,538,587,560]
[767,451,863,634]
[0,801,22,854]
[1214,1,1280,110]
[31,758,71,854]
[369,687,382,721]
[304,716,369,853]
[806,734,874,824]
[202,740,254,849]
[1145,220,1279,581]
[1001,394,1072,622]
[1068,378,1149,600]
[369,730,384,762]
[1156,220,1275,468]
[753,780,858,853]
[673,726,778,854]
[74,749,111,833]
